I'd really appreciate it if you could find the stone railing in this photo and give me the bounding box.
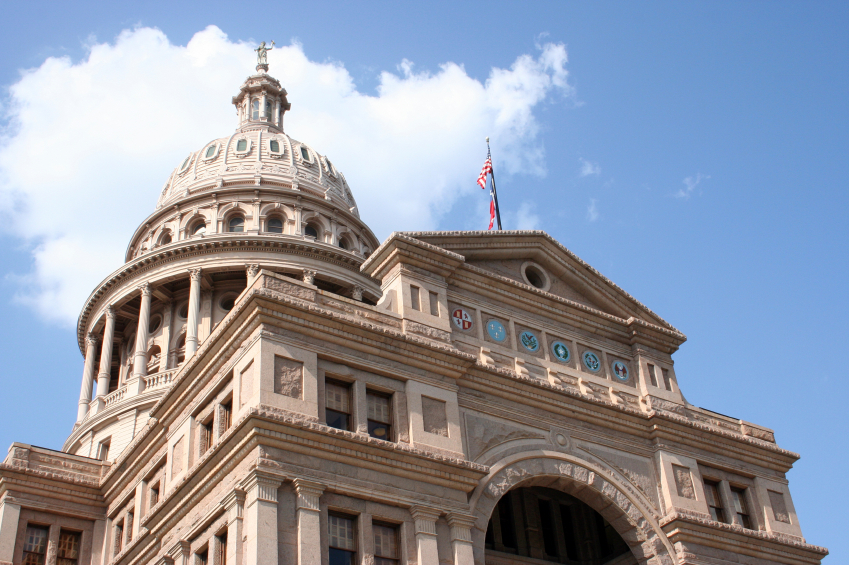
[144,369,177,391]
[103,386,127,407]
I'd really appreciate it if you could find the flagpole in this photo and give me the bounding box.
[486,137,503,231]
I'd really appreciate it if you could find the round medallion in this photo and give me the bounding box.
[582,351,601,372]
[519,331,539,352]
[451,308,473,331]
[486,319,507,342]
[551,341,571,363]
[611,360,630,381]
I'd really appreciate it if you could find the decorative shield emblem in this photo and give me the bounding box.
[486,319,507,342]
[551,341,571,363]
[612,361,629,381]
[582,351,601,372]
[451,308,473,331]
[519,331,539,352]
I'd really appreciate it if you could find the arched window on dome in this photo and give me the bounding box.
[228,216,245,233]
[190,221,207,236]
[264,99,272,120]
[157,230,173,246]
[268,138,283,157]
[251,99,260,120]
[267,216,284,234]
[300,146,312,162]
[304,224,319,239]
[338,236,351,250]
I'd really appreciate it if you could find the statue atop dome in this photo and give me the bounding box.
[255,40,275,72]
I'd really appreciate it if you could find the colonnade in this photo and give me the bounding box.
[75,269,205,424]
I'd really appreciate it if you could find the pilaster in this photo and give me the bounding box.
[409,506,441,565]
[241,470,283,565]
[293,479,325,565]
[186,269,202,358]
[0,500,21,564]
[445,512,476,565]
[222,489,245,565]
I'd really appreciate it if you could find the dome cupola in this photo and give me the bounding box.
[232,42,291,133]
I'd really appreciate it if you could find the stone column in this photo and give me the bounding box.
[185,269,202,358]
[303,269,316,285]
[294,206,303,236]
[77,333,100,422]
[93,306,116,413]
[0,500,21,564]
[132,283,153,383]
[410,506,441,565]
[352,286,364,302]
[246,264,260,287]
[293,479,325,565]
[160,301,172,370]
[446,513,476,565]
[222,489,245,565]
[241,470,283,565]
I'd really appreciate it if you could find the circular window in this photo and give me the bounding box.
[304,225,318,238]
[220,296,236,312]
[551,341,571,363]
[611,361,630,382]
[228,216,245,232]
[519,331,539,352]
[486,319,507,342]
[178,303,189,319]
[582,351,601,372]
[267,217,284,233]
[524,264,547,289]
[148,315,162,333]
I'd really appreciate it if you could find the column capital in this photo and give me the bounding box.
[138,282,152,296]
[85,333,100,347]
[240,469,284,504]
[222,488,246,519]
[351,286,364,301]
[188,268,203,281]
[445,512,476,543]
[302,269,316,285]
[410,505,441,536]
[246,264,260,280]
[167,540,190,561]
[105,305,116,319]
[293,478,325,512]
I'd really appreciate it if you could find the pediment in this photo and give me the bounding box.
[401,230,678,333]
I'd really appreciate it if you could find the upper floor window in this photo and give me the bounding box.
[22,525,49,565]
[267,217,284,233]
[228,217,245,233]
[179,155,192,173]
[325,380,351,431]
[251,99,260,120]
[338,237,350,250]
[328,514,356,565]
[203,144,219,160]
[269,139,281,153]
[703,480,726,523]
[304,224,319,239]
[367,390,392,441]
[373,523,399,565]
[235,139,249,153]
[730,487,752,528]
[300,146,311,161]
[265,99,273,119]
[191,221,207,236]
[57,530,81,565]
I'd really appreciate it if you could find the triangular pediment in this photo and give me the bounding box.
[400,230,679,333]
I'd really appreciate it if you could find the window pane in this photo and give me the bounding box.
[24,526,49,554]
[236,139,247,151]
[205,146,216,158]
[58,531,81,562]
[268,218,284,233]
[300,147,310,160]
[703,482,720,508]
[328,548,354,565]
[304,225,318,238]
[229,217,244,232]
[731,489,748,514]
[373,524,398,558]
[326,382,350,413]
[367,393,390,423]
[367,419,390,440]
[270,140,280,152]
[328,515,355,550]
[326,409,350,431]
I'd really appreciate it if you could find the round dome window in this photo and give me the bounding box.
[178,303,189,319]
[149,315,162,333]
[220,296,236,312]
[522,263,549,290]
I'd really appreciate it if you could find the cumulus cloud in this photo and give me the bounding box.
[515,202,540,230]
[586,198,599,222]
[0,26,573,325]
[676,172,709,199]
[579,158,601,177]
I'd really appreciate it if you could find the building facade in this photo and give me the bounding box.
[0,60,828,565]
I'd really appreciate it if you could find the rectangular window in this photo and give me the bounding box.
[149,481,160,507]
[409,285,421,311]
[22,525,49,565]
[126,512,134,543]
[57,530,82,565]
[646,363,658,387]
[113,520,124,555]
[199,415,213,454]
[731,487,752,528]
[373,522,399,565]
[325,380,352,431]
[428,291,439,316]
[216,532,228,565]
[328,514,356,565]
[661,368,673,391]
[220,399,233,433]
[367,390,392,441]
[195,547,208,565]
[97,439,111,461]
[703,480,726,523]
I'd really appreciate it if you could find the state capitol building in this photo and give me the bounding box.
[0,55,827,565]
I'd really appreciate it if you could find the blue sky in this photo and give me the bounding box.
[0,1,846,559]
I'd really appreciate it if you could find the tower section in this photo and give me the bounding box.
[67,65,380,460]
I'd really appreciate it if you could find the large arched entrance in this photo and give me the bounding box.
[485,485,632,564]
[469,453,676,565]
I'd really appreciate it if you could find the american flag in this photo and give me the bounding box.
[478,152,496,229]
[477,157,492,189]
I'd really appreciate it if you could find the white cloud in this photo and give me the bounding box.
[515,202,540,230]
[0,26,574,325]
[579,158,601,177]
[586,198,599,222]
[676,172,709,199]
